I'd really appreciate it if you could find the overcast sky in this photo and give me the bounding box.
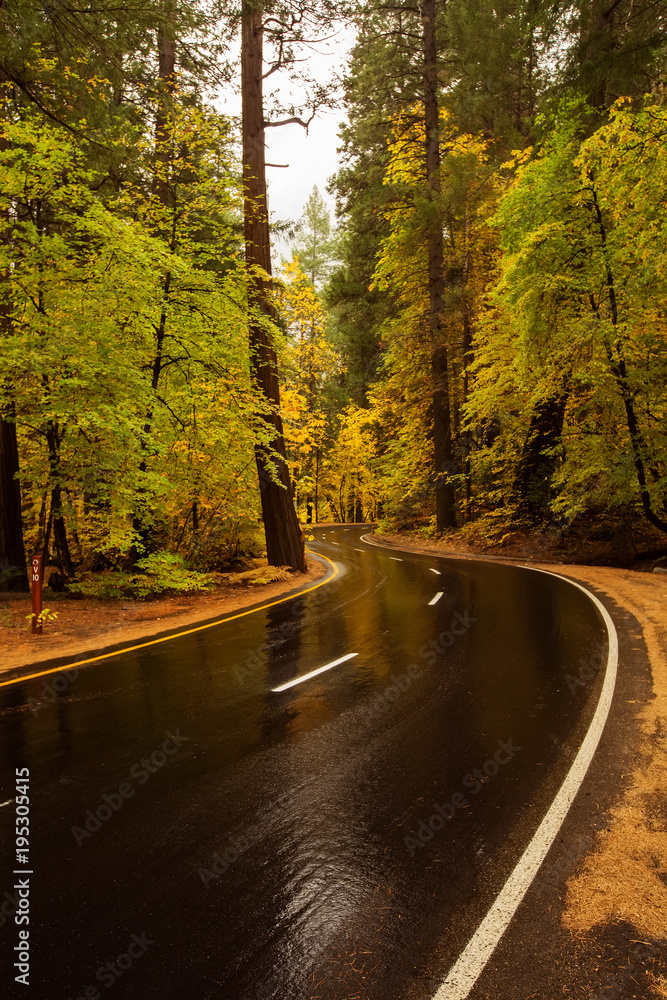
[265,24,356,225]
[265,103,348,224]
[250,23,356,256]
[217,23,356,256]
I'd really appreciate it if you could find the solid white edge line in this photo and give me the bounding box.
[430,568,442,575]
[357,534,619,997]
[432,570,618,1000]
[428,592,444,606]
[271,653,358,693]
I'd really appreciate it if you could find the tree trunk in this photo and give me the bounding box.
[154,19,176,206]
[422,0,456,532]
[45,423,74,576]
[326,493,341,523]
[0,410,29,591]
[462,311,473,520]
[128,19,176,568]
[50,483,74,576]
[0,99,29,591]
[510,389,569,522]
[588,187,667,533]
[42,499,53,570]
[339,473,347,523]
[241,6,305,570]
[579,0,618,108]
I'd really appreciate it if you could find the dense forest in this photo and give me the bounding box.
[1,0,666,596]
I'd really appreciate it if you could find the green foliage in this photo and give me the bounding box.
[179,519,265,573]
[466,97,667,531]
[367,108,498,529]
[444,0,560,145]
[319,404,381,522]
[560,0,667,108]
[25,607,59,629]
[68,552,216,600]
[329,1,667,543]
[3,0,667,566]
[1,73,267,570]
[289,186,340,287]
[326,11,410,405]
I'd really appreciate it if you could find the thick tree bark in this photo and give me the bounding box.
[128,19,176,567]
[462,311,473,520]
[154,20,176,206]
[422,0,456,531]
[0,409,28,591]
[45,423,74,577]
[579,0,619,108]
[241,7,306,570]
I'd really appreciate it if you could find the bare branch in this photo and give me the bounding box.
[264,110,317,129]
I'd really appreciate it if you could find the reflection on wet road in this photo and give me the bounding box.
[0,527,608,999]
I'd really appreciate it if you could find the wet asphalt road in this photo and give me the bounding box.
[0,526,608,1000]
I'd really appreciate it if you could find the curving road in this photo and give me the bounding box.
[0,526,610,999]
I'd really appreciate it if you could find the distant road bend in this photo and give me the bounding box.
[0,525,614,1000]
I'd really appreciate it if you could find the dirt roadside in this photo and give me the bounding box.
[547,564,667,944]
[0,556,326,676]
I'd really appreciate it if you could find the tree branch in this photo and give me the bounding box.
[264,111,316,129]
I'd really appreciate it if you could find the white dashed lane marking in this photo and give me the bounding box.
[271,653,359,693]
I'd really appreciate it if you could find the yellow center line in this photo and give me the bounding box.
[0,550,338,690]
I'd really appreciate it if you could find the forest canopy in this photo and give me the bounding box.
[1,0,666,594]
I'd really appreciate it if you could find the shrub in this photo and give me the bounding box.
[68,552,216,599]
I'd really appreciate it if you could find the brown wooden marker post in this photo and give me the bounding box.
[30,554,43,635]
